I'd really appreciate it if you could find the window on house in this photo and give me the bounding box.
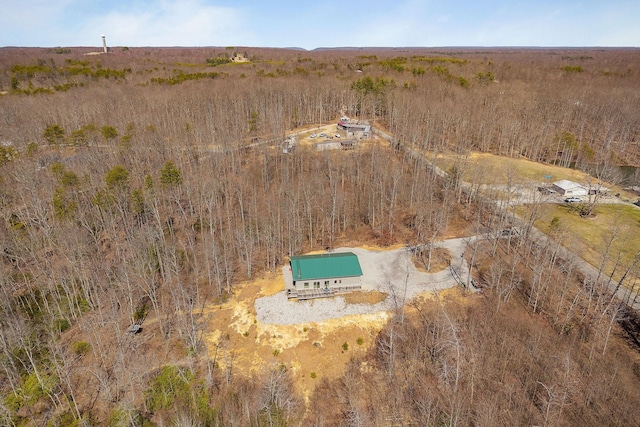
[304,282,309,288]
[314,282,320,288]
[324,280,330,286]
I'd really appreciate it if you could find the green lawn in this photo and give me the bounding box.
[531,203,640,285]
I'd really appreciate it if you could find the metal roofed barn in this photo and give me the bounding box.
[286,252,363,300]
[551,179,588,196]
[337,121,371,138]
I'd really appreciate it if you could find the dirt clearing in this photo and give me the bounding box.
[203,241,470,401]
[202,270,390,401]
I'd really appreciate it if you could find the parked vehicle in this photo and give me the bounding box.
[537,186,555,194]
[309,133,317,138]
[470,279,482,290]
[564,197,583,203]
[501,228,520,236]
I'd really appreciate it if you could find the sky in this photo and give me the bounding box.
[1,0,639,50]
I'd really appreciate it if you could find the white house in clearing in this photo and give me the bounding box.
[551,179,610,196]
[551,180,588,196]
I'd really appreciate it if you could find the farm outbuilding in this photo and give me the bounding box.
[314,139,358,151]
[337,121,371,138]
[285,252,363,300]
[314,141,342,151]
[552,180,588,196]
[340,140,357,150]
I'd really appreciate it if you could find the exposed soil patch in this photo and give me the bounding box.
[203,241,472,406]
[201,268,390,403]
[343,289,388,304]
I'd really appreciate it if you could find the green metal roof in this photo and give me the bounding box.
[290,252,363,281]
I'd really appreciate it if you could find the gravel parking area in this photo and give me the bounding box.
[255,239,471,325]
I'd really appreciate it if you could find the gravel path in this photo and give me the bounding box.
[255,239,473,325]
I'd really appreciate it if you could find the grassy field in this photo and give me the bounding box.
[530,203,640,284]
[432,152,637,198]
[431,152,589,184]
[431,150,640,285]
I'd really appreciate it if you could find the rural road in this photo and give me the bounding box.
[257,126,639,326]
[376,126,640,310]
[525,225,640,310]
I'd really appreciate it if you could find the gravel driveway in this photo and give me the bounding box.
[255,239,472,325]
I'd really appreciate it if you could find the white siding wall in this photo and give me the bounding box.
[294,275,361,291]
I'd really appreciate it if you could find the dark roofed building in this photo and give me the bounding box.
[338,121,371,138]
[340,139,357,149]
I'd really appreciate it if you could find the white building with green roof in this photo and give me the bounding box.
[285,252,363,300]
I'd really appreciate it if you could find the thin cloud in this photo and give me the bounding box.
[1,0,639,48]
[78,0,248,47]
[1,0,76,46]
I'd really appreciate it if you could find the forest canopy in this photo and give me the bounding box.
[1,46,639,426]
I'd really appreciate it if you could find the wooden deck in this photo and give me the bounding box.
[287,285,362,300]
[283,263,364,300]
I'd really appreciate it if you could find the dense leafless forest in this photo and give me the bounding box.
[1,46,640,426]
